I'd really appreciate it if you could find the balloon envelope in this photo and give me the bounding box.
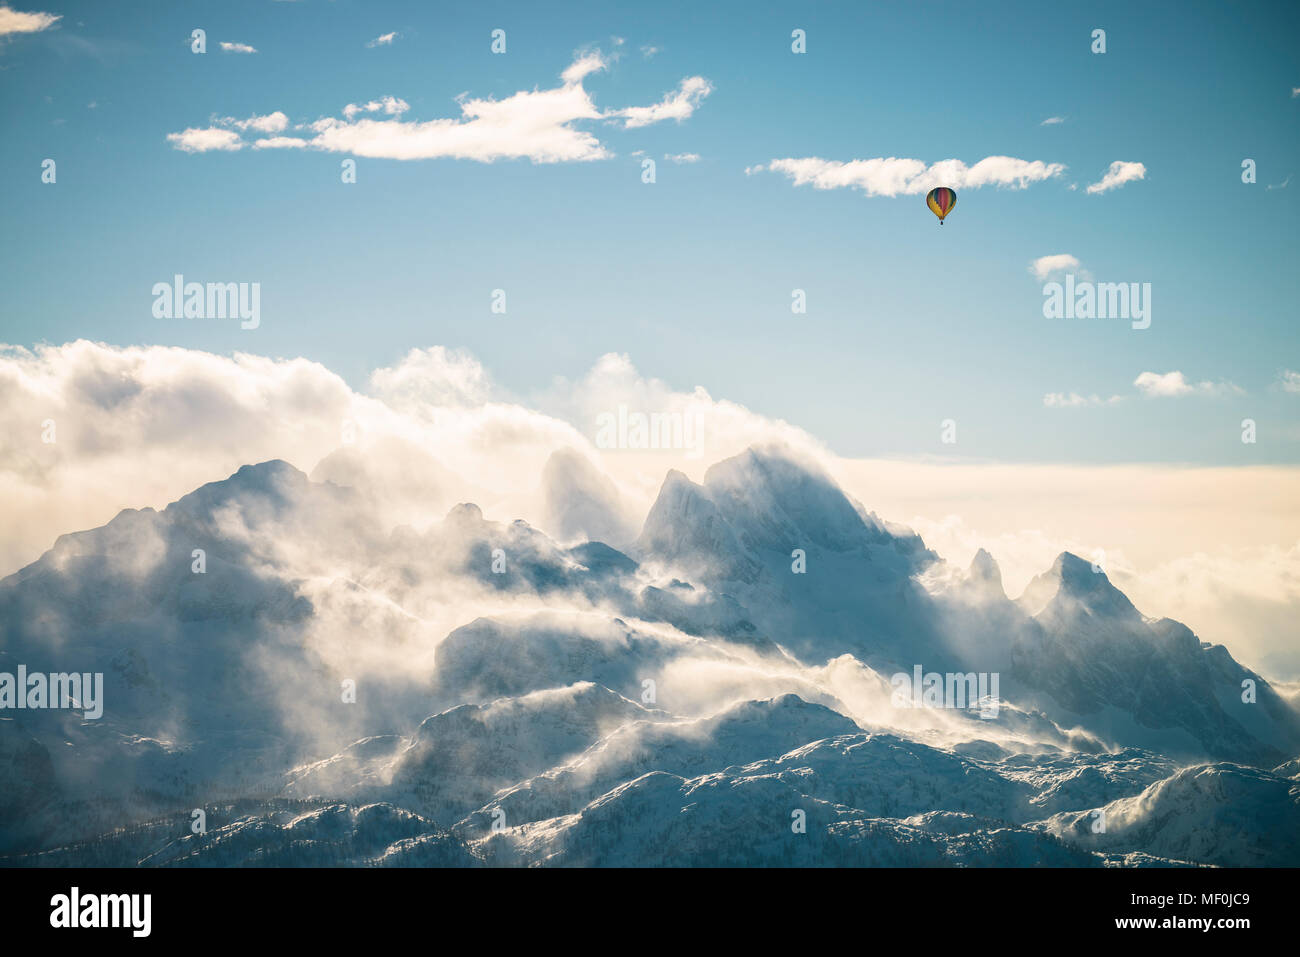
[926,187,957,221]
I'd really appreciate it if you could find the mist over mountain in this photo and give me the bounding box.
[2,445,1297,866]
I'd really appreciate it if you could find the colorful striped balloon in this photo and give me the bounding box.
[926,186,957,224]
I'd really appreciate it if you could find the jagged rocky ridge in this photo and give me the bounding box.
[2,446,1297,866]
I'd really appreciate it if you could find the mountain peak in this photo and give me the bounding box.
[696,445,899,552]
[1052,552,1122,599]
[969,548,1002,588]
[1017,551,1140,621]
[164,459,310,522]
[445,502,484,525]
[231,458,304,484]
[540,448,635,546]
[700,444,831,494]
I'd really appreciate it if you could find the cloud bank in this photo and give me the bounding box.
[2,340,1298,678]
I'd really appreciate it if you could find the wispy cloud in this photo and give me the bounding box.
[219,41,258,54]
[0,5,59,36]
[752,155,1066,197]
[1280,370,1300,393]
[1040,116,1066,125]
[614,76,712,128]
[561,50,608,84]
[1043,392,1122,408]
[342,96,409,120]
[665,152,700,164]
[1047,372,1244,405]
[168,52,713,162]
[226,111,289,133]
[252,136,307,150]
[1030,253,1080,280]
[1266,174,1291,191]
[367,31,398,48]
[1087,160,1146,194]
[1134,370,1242,398]
[167,112,290,151]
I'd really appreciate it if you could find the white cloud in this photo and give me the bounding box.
[1133,371,1196,398]
[1040,116,1065,125]
[169,52,712,162]
[252,136,308,149]
[219,41,258,54]
[166,112,291,152]
[1029,253,1080,280]
[1087,160,1146,194]
[755,155,1066,197]
[226,111,290,133]
[615,76,712,128]
[561,50,609,85]
[367,31,399,48]
[664,152,700,164]
[1292,87,1300,98]
[342,96,410,120]
[641,45,660,59]
[1043,392,1122,408]
[1134,370,1242,398]
[0,5,59,36]
[369,346,492,410]
[300,87,606,162]
[1048,372,1245,404]
[1280,370,1300,393]
[166,127,244,152]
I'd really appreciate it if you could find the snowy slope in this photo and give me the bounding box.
[1042,762,1300,866]
[3,448,1299,867]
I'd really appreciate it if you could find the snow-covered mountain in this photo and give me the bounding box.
[1008,552,1300,766]
[2,446,1297,866]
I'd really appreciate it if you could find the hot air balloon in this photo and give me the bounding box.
[926,186,956,224]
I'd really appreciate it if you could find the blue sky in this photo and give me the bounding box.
[2,0,1298,464]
